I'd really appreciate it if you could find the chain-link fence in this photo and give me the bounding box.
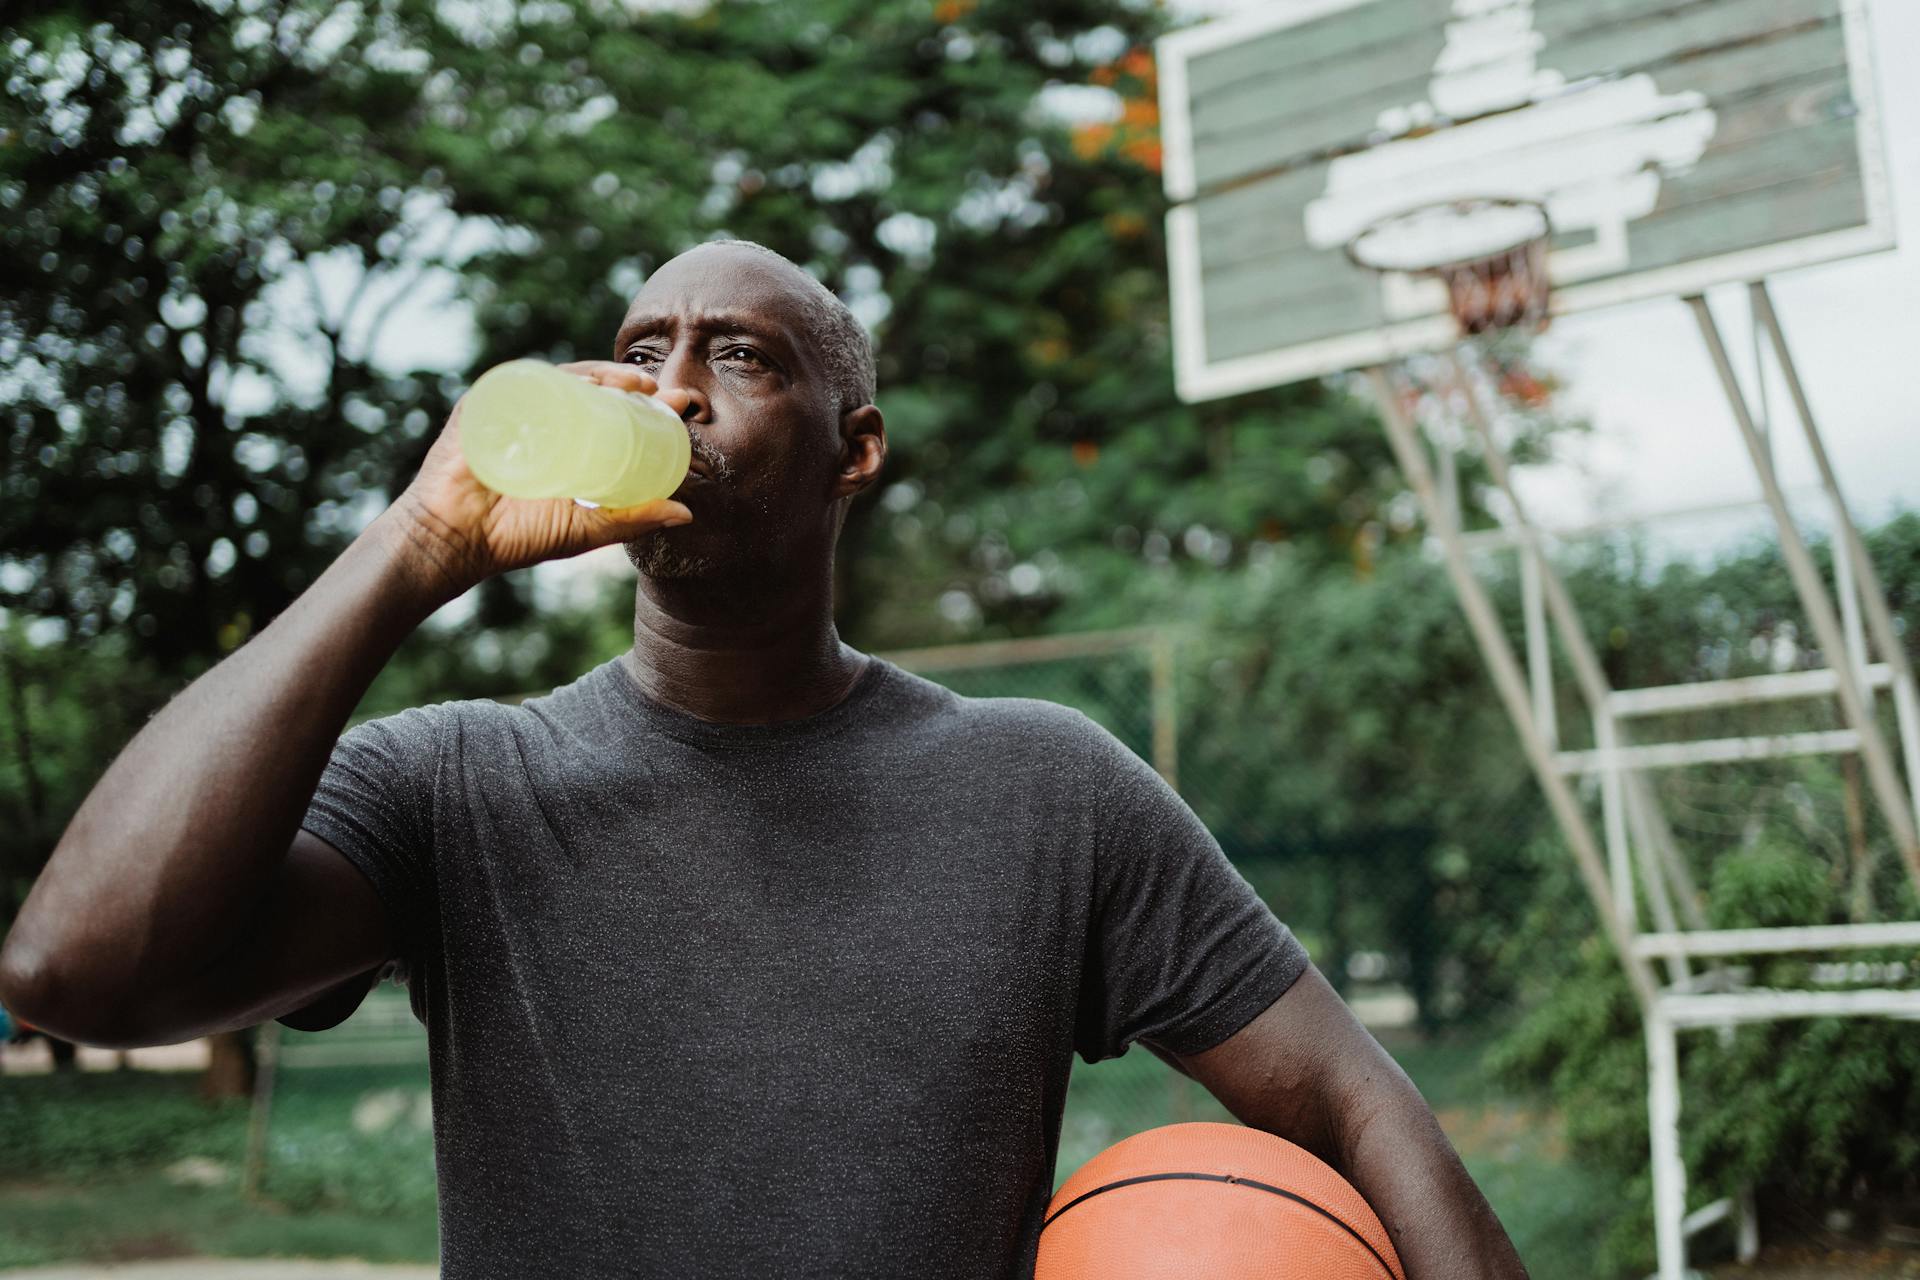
[245,989,435,1217]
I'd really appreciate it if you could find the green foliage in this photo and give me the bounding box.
[0,1173,441,1268]
[354,571,638,717]
[258,1127,439,1217]
[1690,845,1920,1210]
[1488,921,1659,1274]
[1,0,1528,664]
[6,0,466,668]
[1184,549,1547,1027]
[0,1060,437,1207]
[5,0,1506,887]
[258,1066,438,1216]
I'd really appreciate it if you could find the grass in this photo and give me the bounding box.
[0,1176,437,1271]
[0,1060,439,1269]
[1,1024,1613,1274]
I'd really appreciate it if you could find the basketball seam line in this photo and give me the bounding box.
[1040,1171,1398,1280]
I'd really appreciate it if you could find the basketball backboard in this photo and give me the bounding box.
[1158,0,1897,400]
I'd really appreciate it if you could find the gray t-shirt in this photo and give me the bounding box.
[298,653,1308,1279]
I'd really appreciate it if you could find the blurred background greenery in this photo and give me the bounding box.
[4,0,1919,1275]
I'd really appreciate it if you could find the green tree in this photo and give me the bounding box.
[4,0,1544,818]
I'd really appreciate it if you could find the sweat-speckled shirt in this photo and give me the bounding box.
[297,652,1309,1279]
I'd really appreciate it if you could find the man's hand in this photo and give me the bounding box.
[382,361,695,594]
[1170,966,1530,1279]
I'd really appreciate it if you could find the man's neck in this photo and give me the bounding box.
[624,565,867,725]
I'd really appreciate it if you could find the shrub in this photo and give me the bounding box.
[1492,842,1920,1276]
[0,1072,244,1178]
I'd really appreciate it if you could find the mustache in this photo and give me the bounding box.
[689,434,736,484]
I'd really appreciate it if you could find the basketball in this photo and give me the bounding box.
[1036,1122,1405,1280]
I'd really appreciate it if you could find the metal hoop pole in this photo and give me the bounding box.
[242,1021,281,1200]
[1648,1008,1687,1280]
[1749,281,1920,846]
[1624,780,1692,986]
[1519,545,1557,750]
[1447,353,1707,935]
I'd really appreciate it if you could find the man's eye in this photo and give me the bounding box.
[623,348,664,367]
[719,345,765,366]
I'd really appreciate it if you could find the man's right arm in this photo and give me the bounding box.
[0,361,691,1047]
[0,512,464,1047]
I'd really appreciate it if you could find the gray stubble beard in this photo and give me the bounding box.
[623,531,719,579]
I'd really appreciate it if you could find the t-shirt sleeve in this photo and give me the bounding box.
[297,706,444,971]
[1074,726,1310,1064]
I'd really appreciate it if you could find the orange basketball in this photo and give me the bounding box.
[1037,1122,1405,1280]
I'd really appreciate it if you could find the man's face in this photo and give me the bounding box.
[612,246,844,580]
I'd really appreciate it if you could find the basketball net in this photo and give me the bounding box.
[1345,196,1552,341]
[1435,236,1550,337]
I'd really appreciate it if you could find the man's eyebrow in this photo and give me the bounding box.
[612,313,800,356]
[612,315,666,354]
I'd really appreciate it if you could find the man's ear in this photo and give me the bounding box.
[836,403,887,499]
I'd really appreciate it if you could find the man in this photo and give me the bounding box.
[0,242,1527,1278]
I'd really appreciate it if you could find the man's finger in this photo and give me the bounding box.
[652,387,693,417]
[555,360,658,397]
[599,367,659,396]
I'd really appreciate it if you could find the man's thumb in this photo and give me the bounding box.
[588,498,693,537]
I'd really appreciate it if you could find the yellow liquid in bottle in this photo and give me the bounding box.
[459,360,690,507]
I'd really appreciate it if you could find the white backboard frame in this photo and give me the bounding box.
[1159,0,1899,401]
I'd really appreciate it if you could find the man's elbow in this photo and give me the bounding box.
[0,927,148,1048]
[0,930,70,1036]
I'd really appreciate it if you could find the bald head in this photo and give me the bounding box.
[610,239,888,584]
[664,240,875,414]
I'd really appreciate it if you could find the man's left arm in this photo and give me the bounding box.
[1163,964,1530,1280]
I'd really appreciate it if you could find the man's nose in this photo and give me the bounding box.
[654,349,711,424]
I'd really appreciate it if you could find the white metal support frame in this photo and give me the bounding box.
[1648,987,1920,1280]
[1365,281,1920,1280]
[1748,281,1920,846]
[1642,288,1920,1280]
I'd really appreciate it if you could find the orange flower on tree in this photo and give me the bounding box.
[1071,45,1161,173]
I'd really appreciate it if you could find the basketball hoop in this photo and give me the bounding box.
[1345,198,1552,337]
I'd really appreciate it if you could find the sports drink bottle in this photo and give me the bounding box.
[458,359,690,507]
